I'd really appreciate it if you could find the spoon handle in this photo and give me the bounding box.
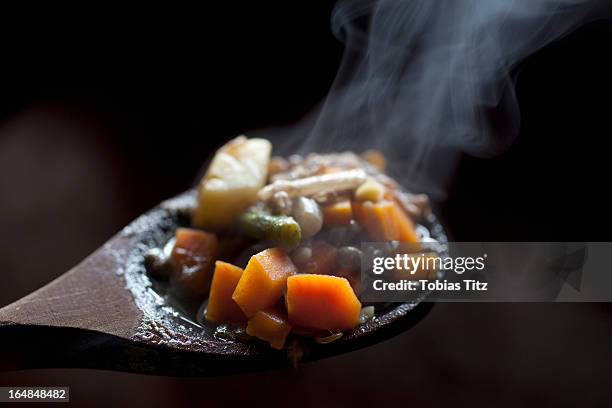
[0,242,145,372]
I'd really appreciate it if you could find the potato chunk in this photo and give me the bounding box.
[193,136,272,231]
[354,179,385,202]
[232,248,297,318]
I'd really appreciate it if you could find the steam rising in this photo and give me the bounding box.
[265,0,608,196]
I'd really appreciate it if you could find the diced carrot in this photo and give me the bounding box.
[170,228,219,299]
[352,200,418,243]
[205,261,247,323]
[304,240,338,276]
[352,200,381,240]
[232,248,297,318]
[286,274,361,331]
[389,201,420,243]
[322,200,353,228]
[246,308,292,350]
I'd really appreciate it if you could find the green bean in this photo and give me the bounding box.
[238,209,302,248]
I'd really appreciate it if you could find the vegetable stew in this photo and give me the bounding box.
[144,136,434,352]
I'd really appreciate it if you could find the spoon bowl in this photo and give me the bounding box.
[0,190,443,376]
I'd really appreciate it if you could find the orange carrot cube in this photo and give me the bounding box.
[352,200,418,243]
[322,200,353,228]
[205,261,247,323]
[246,308,292,350]
[232,248,297,318]
[286,274,361,331]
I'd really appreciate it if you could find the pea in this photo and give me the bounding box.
[291,246,313,265]
[337,246,363,270]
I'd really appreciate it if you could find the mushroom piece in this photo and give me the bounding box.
[258,169,367,201]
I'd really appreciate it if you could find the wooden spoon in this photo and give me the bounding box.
[0,190,440,376]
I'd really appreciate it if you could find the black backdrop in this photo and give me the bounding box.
[0,3,611,406]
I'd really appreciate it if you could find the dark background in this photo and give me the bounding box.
[0,3,611,407]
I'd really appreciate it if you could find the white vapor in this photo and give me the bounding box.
[264,0,609,197]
